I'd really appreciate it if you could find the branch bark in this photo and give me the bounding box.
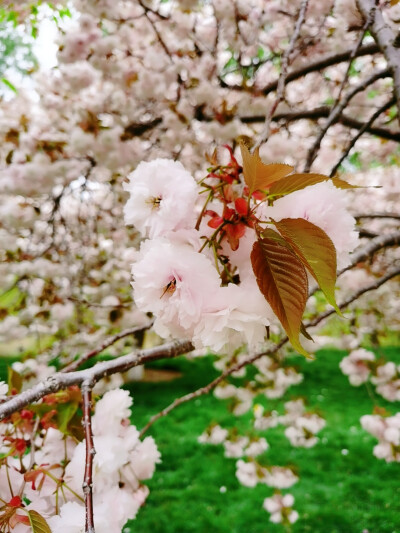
[0,339,194,421]
[239,107,400,143]
[253,0,309,150]
[329,96,395,176]
[82,381,95,533]
[304,67,391,171]
[62,322,153,373]
[357,0,400,124]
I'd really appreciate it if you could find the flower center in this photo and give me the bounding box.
[147,196,162,210]
[161,278,176,298]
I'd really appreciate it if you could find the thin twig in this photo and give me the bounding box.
[253,0,309,150]
[139,338,288,437]
[82,381,95,533]
[306,266,400,329]
[336,10,375,103]
[304,67,391,171]
[330,97,395,176]
[62,322,153,373]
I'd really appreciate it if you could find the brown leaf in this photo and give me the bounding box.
[240,142,293,194]
[251,231,309,357]
[274,218,341,314]
[268,173,359,199]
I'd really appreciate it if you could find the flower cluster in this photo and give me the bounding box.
[263,492,299,525]
[340,349,400,401]
[125,148,357,355]
[0,389,160,532]
[361,413,400,463]
[254,399,326,448]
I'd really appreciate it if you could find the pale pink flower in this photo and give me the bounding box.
[124,159,198,238]
[132,238,221,337]
[129,436,161,480]
[340,348,375,386]
[235,459,259,488]
[92,388,133,436]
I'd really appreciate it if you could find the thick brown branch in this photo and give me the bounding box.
[219,44,380,93]
[260,43,380,95]
[0,340,194,421]
[239,107,400,143]
[357,0,400,124]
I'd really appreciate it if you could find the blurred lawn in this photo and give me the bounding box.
[125,347,400,533]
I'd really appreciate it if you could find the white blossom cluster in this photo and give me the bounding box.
[0,389,160,532]
[340,349,400,402]
[361,413,400,463]
[254,399,326,449]
[125,158,357,355]
[263,492,299,525]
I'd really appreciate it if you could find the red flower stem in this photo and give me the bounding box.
[82,381,96,533]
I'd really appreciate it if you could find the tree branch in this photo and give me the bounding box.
[304,67,391,171]
[219,44,380,93]
[355,213,400,220]
[139,338,289,437]
[341,231,400,274]
[62,322,153,373]
[329,96,395,176]
[253,0,309,150]
[82,381,95,533]
[306,265,400,329]
[239,107,400,142]
[260,43,380,95]
[0,339,194,421]
[357,0,400,124]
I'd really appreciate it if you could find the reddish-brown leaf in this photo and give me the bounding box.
[251,231,309,357]
[274,218,341,314]
[268,173,359,199]
[240,143,293,194]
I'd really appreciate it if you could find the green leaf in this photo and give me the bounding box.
[56,402,79,434]
[268,173,358,200]
[1,78,17,93]
[7,367,22,394]
[28,510,52,533]
[251,231,309,357]
[274,218,341,315]
[240,143,293,194]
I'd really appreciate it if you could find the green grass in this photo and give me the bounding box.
[125,347,400,533]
